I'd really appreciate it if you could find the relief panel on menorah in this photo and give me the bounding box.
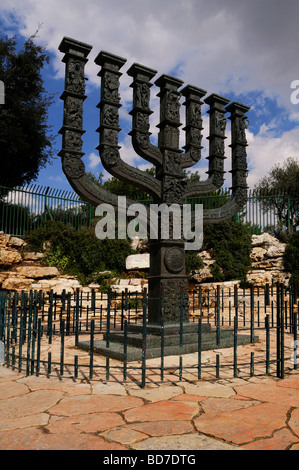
[66,59,85,95]
[134,83,150,110]
[186,103,203,128]
[210,138,225,157]
[232,171,248,187]
[63,153,85,179]
[101,72,121,103]
[100,128,119,146]
[134,132,150,149]
[101,105,119,128]
[64,130,83,151]
[163,176,186,203]
[211,112,227,136]
[101,146,120,167]
[159,126,180,150]
[234,117,249,144]
[160,91,181,123]
[186,128,203,148]
[164,151,182,176]
[64,96,83,128]
[134,112,150,132]
[232,146,248,170]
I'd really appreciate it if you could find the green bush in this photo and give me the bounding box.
[25,221,134,284]
[185,251,204,275]
[284,232,299,285]
[203,219,252,283]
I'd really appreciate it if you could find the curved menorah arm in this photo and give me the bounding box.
[189,101,250,227]
[127,63,162,167]
[95,51,162,200]
[183,93,230,197]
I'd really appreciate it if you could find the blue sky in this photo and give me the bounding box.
[1,0,299,194]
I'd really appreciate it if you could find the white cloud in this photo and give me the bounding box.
[2,0,299,114]
[2,0,299,192]
[247,126,299,189]
[87,152,100,169]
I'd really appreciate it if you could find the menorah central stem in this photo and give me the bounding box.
[148,237,189,324]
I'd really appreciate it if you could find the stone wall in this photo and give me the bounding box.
[192,233,290,287]
[128,233,291,287]
[0,232,147,295]
[0,231,291,294]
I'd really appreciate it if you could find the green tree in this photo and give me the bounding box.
[0,32,54,188]
[254,157,299,233]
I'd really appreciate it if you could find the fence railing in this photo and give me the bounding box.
[0,284,298,388]
[0,184,93,237]
[0,183,298,237]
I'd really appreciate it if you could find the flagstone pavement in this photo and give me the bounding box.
[0,364,298,451]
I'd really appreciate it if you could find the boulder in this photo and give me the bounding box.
[0,233,10,248]
[22,252,44,261]
[14,266,60,279]
[2,276,35,291]
[191,266,213,283]
[251,233,279,247]
[126,253,150,270]
[246,270,273,286]
[250,247,267,262]
[0,249,22,266]
[9,237,26,248]
[266,244,286,258]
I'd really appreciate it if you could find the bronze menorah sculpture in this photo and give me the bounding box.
[58,37,250,330]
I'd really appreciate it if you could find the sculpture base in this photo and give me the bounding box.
[77,322,259,362]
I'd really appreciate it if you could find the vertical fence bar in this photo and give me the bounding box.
[216,286,220,345]
[106,290,111,381]
[75,289,80,346]
[123,320,127,382]
[276,283,281,378]
[233,316,238,378]
[141,289,147,389]
[60,319,65,376]
[250,285,255,343]
[6,307,11,367]
[179,290,184,381]
[89,319,94,379]
[36,318,42,376]
[30,304,38,375]
[294,309,298,371]
[265,314,270,375]
[280,285,285,379]
[198,317,202,380]
[161,320,164,383]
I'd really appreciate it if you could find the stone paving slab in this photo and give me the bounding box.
[0,365,298,451]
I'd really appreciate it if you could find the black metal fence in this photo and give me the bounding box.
[1,183,298,237]
[0,283,298,388]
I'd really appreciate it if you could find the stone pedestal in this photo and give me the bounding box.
[78,322,259,362]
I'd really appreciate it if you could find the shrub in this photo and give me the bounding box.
[185,251,204,275]
[284,232,299,285]
[203,219,252,283]
[25,221,134,284]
